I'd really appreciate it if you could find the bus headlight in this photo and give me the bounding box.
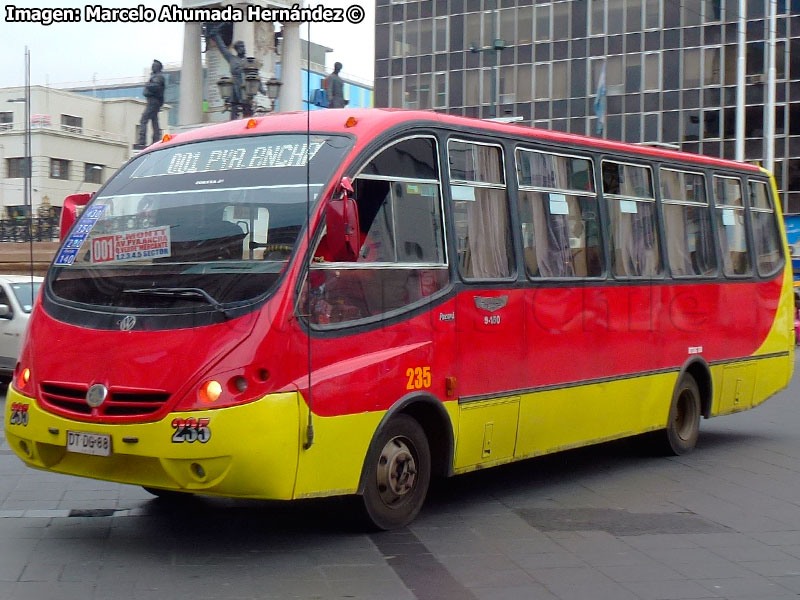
[175,365,270,411]
[198,380,222,405]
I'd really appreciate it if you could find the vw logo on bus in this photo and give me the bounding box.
[86,384,108,408]
[119,315,137,331]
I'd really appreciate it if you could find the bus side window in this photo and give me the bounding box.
[660,168,716,277]
[748,179,784,277]
[516,148,603,278]
[448,140,514,280]
[713,175,751,277]
[305,136,449,325]
[602,160,662,278]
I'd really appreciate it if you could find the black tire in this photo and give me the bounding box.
[360,414,431,530]
[660,374,702,455]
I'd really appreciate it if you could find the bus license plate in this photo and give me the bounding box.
[66,431,111,456]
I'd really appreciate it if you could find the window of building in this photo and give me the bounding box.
[449,140,514,280]
[404,75,419,108]
[7,157,28,178]
[465,70,480,105]
[553,1,570,41]
[304,136,448,325]
[434,72,448,108]
[84,163,103,184]
[534,63,550,99]
[481,68,494,105]
[499,9,515,46]
[703,109,721,138]
[61,114,82,134]
[645,0,661,28]
[0,112,12,131]
[660,168,716,277]
[391,23,404,57]
[419,18,432,54]
[683,1,701,26]
[390,76,403,107]
[627,0,643,31]
[517,7,533,45]
[434,17,448,52]
[603,160,661,277]
[552,61,569,99]
[626,53,642,93]
[536,4,551,40]
[713,175,751,276]
[776,39,786,79]
[746,41,764,75]
[516,65,532,103]
[748,179,784,276]
[466,13,481,48]
[703,46,722,86]
[517,149,603,278]
[683,49,702,88]
[608,0,625,34]
[644,113,661,140]
[590,0,605,35]
[50,158,70,180]
[643,52,661,90]
[704,0,722,21]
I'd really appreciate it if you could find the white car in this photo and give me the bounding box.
[0,275,43,382]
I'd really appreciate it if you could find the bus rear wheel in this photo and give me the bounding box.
[360,414,431,530]
[661,374,701,455]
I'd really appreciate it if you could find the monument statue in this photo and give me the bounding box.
[212,29,265,119]
[137,60,165,146]
[323,62,348,108]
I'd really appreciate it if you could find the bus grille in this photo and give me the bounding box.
[40,383,170,419]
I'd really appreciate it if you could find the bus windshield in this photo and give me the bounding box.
[50,133,352,311]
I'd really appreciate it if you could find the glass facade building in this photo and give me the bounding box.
[374,0,800,212]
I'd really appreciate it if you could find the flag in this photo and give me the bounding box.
[594,61,607,136]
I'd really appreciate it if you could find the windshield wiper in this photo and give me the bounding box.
[122,287,231,318]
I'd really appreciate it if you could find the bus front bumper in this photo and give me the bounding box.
[3,386,302,500]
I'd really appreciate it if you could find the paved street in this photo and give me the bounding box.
[1,361,800,600]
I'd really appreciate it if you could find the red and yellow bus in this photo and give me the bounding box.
[4,109,794,529]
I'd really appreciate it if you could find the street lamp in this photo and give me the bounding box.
[7,56,31,239]
[215,55,283,118]
[6,47,34,262]
[265,77,282,112]
[469,38,506,119]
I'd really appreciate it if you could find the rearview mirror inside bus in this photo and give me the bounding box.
[324,177,360,262]
[59,193,93,242]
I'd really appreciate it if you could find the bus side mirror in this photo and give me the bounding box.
[59,193,93,241]
[325,177,360,261]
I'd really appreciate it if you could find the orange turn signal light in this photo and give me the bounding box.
[246,118,258,129]
[17,367,31,389]
[161,133,174,143]
[345,116,358,128]
[198,380,222,404]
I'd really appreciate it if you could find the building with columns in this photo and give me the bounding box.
[179,0,303,126]
[0,86,146,217]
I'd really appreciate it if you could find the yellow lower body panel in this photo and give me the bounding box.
[4,386,397,501]
[514,372,677,460]
[4,387,303,500]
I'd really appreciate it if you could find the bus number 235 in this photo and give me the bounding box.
[406,367,432,390]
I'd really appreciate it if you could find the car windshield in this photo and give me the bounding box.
[49,134,352,311]
[10,282,41,313]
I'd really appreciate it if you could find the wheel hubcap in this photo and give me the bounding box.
[377,437,417,506]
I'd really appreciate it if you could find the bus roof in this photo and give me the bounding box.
[155,108,761,174]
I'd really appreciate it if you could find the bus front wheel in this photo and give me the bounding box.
[360,414,431,530]
[662,374,701,455]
